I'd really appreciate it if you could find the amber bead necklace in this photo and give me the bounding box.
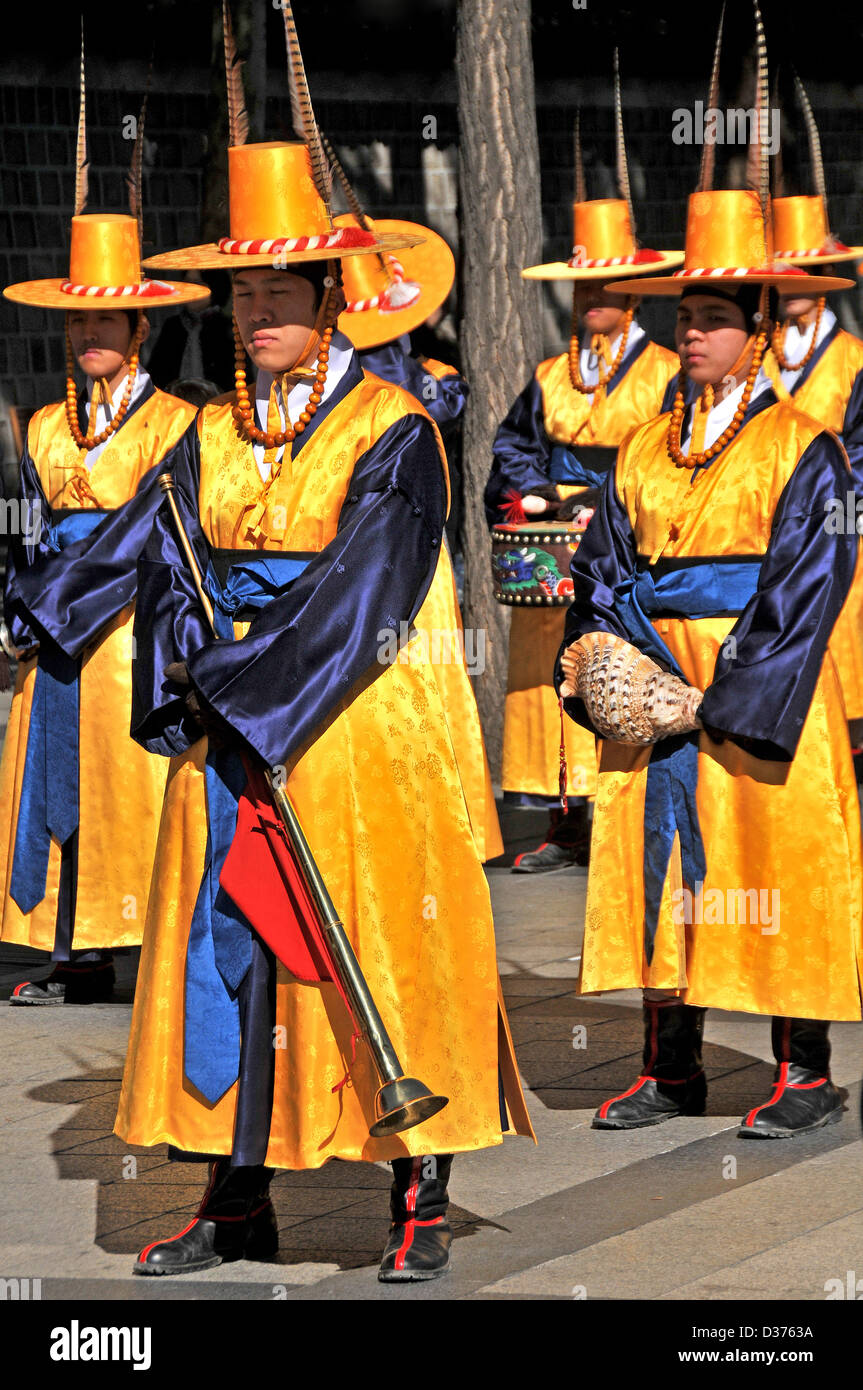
[231,290,338,448]
[770,296,825,373]
[667,330,768,469]
[64,312,145,451]
[568,297,634,395]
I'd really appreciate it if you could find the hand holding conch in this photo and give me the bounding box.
[560,631,703,744]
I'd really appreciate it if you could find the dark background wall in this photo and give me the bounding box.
[2,0,863,420]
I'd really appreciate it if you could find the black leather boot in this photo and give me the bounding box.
[738,1017,843,1139]
[10,954,115,1006]
[378,1154,453,1282]
[133,1159,278,1276]
[512,805,591,874]
[593,999,708,1129]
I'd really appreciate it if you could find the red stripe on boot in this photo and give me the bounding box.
[137,1218,199,1262]
[597,1075,650,1120]
[742,1061,790,1127]
[513,843,550,866]
[393,1157,423,1271]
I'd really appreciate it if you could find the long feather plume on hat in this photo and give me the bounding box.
[320,131,372,233]
[697,2,725,192]
[613,49,635,239]
[222,0,249,148]
[127,58,153,255]
[574,107,586,203]
[74,20,89,216]
[745,0,770,260]
[319,130,417,307]
[771,68,785,198]
[793,69,829,210]
[282,0,332,227]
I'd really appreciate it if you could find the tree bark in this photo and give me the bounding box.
[456,0,543,777]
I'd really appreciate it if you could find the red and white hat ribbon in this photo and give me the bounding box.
[60,278,178,298]
[345,254,421,315]
[567,246,665,269]
[217,226,376,256]
[774,238,851,259]
[672,266,802,279]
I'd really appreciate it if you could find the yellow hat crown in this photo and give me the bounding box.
[772,195,849,258]
[217,143,376,256]
[681,190,773,273]
[65,214,158,293]
[568,200,665,269]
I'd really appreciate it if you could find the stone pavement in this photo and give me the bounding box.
[1,779,862,1304]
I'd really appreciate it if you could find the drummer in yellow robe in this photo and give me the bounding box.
[115,6,532,1286]
[327,164,501,862]
[0,61,206,1003]
[486,72,682,873]
[762,91,863,740]
[557,157,861,1141]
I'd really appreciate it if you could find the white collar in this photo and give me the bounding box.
[82,366,151,469]
[579,319,645,389]
[252,329,354,479]
[680,367,773,455]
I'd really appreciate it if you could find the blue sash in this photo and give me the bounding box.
[614,558,762,962]
[9,511,107,914]
[183,552,311,1103]
[549,444,617,492]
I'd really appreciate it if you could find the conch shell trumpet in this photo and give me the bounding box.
[560,631,703,744]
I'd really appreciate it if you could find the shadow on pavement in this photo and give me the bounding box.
[22,965,778,1271]
[24,1066,498,1271]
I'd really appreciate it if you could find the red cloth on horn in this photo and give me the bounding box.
[219,760,336,989]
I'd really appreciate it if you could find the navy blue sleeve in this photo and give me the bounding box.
[699,431,856,761]
[3,439,52,650]
[841,368,863,485]
[552,466,638,736]
[130,423,215,757]
[484,374,553,525]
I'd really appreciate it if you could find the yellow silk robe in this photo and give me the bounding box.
[418,549,503,861]
[574,403,863,1019]
[765,329,863,719]
[0,390,195,950]
[493,341,679,798]
[115,377,534,1168]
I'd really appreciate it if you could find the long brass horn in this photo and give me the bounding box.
[156,473,448,1138]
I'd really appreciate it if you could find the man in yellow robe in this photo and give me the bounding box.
[486,78,682,873]
[115,85,533,1281]
[0,206,206,1002]
[557,184,861,1140]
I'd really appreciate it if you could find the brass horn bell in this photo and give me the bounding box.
[370,1076,449,1138]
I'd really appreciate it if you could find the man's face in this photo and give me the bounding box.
[67,310,140,380]
[573,279,634,338]
[232,268,319,373]
[675,294,750,387]
[778,292,820,322]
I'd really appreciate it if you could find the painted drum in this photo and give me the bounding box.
[491,523,587,606]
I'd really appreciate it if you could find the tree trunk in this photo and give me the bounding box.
[456,0,543,778]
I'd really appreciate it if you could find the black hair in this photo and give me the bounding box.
[679,283,777,333]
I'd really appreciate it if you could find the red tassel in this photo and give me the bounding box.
[500,488,527,525]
